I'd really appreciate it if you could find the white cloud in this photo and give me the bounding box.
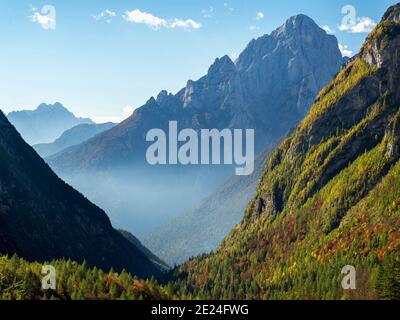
[322,25,336,35]
[31,12,54,26]
[93,105,135,124]
[93,9,116,23]
[123,9,201,31]
[339,44,353,57]
[30,6,56,30]
[123,9,167,29]
[256,12,264,21]
[170,18,202,30]
[339,17,377,33]
[249,25,260,31]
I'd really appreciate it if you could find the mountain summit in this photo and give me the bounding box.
[50,14,343,171]
[7,103,93,145]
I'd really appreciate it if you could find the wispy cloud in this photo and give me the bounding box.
[123,9,202,31]
[93,9,116,24]
[322,25,336,35]
[256,12,264,21]
[224,2,234,12]
[249,25,260,31]
[339,17,376,33]
[339,44,353,57]
[202,6,214,19]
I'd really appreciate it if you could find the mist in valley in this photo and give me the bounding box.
[57,164,235,236]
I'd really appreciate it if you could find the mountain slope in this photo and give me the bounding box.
[7,103,93,145]
[46,14,344,236]
[119,230,170,271]
[0,111,161,278]
[33,122,115,158]
[142,147,272,266]
[171,4,400,300]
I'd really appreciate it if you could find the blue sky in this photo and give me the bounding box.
[0,0,395,122]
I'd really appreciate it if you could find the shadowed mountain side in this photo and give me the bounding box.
[0,111,161,278]
[33,122,116,158]
[119,229,170,271]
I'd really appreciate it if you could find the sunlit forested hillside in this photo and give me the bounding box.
[168,3,400,300]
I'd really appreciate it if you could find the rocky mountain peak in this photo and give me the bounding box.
[361,3,400,68]
[156,90,169,101]
[144,96,159,108]
[285,14,316,29]
[272,14,323,39]
[36,102,67,113]
[207,55,236,77]
[237,14,339,75]
[382,3,400,22]
[7,103,94,145]
[156,90,182,110]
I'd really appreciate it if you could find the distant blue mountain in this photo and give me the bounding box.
[7,102,93,145]
[33,122,116,158]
